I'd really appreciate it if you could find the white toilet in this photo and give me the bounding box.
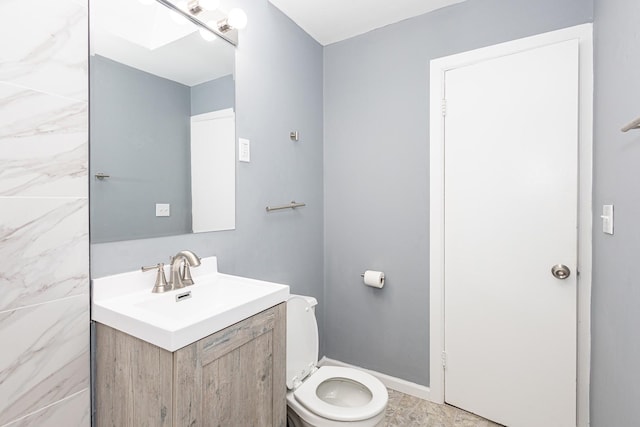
[286,295,388,427]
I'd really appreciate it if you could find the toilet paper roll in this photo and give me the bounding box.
[363,270,385,288]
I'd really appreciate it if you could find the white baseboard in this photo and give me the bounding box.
[318,357,432,401]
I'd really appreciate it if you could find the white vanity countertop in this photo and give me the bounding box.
[92,256,290,352]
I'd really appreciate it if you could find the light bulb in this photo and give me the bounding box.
[199,0,219,11]
[227,8,247,30]
[199,22,217,41]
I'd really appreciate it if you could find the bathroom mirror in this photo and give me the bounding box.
[89,0,236,243]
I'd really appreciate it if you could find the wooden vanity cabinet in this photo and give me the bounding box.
[95,303,286,427]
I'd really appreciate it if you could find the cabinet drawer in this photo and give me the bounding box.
[198,305,278,364]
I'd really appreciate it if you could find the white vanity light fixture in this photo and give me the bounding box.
[227,8,248,29]
[198,0,219,11]
[187,0,218,14]
[155,0,246,45]
[217,8,247,32]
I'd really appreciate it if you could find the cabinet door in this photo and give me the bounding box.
[95,324,173,427]
[174,304,286,427]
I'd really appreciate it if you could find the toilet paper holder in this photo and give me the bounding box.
[360,272,385,278]
[361,270,385,288]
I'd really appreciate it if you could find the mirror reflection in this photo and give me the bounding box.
[89,0,236,243]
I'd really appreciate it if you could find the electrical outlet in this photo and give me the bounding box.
[156,203,170,217]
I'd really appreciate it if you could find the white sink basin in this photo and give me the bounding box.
[92,256,290,351]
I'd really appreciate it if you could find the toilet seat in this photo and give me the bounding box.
[286,295,388,425]
[286,296,320,389]
[293,366,388,422]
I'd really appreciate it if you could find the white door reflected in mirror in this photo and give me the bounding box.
[190,109,236,233]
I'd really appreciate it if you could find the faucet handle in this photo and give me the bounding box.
[141,263,171,293]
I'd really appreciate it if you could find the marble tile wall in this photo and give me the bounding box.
[0,0,90,426]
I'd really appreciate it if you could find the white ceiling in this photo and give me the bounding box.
[268,0,467,46]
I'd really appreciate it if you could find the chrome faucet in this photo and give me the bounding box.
[168,250,201,289]
[141,262,171,293]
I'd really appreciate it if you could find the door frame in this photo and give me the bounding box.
[428,24,593,427]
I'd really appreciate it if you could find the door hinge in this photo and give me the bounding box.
[441,351,447,369]
[441,99,447,117]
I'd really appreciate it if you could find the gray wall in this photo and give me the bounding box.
[191,74,235,115]
[91,0,325,346]
[323,0,593,385]
[591,0,640,425]
[90,55,192,242]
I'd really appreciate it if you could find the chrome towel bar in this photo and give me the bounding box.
[621,117,640,132]
[266,201,306,212]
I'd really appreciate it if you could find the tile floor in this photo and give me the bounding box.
[385,389,504,426]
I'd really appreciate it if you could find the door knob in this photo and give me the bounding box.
[551,264,571,280]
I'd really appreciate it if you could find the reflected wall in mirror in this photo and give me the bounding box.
[90,0,236,243]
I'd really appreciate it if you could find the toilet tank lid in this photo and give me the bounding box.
[289,294,317,307]
[286,295,319,389]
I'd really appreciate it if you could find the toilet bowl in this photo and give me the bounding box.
[286,296,388,427]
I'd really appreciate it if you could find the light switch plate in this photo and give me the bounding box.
[156,203,170,217]
[602,204,614,235]
[239,138,250,163]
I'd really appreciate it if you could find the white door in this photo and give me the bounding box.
[443,39,579,427]
[191,109,236,233]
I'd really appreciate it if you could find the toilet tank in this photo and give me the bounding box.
[290,294,318,312]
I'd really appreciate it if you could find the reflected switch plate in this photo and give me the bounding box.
[239,138,250,163]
